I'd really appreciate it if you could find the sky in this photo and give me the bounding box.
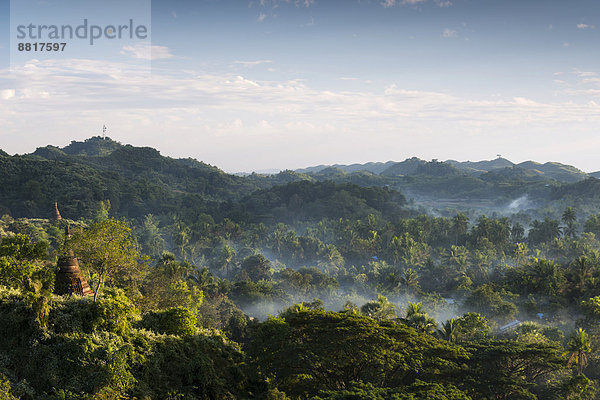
[0,0,599,173]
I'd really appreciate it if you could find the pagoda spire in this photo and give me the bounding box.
[53,202,62,221]
[54,224,92,297]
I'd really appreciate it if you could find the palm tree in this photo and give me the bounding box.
[437,318,458,342]
[513,242,529,267]
[403,302,437,334]
[447,245,469,274]
[528,258,565,297]
[271,224,287,257]
[564,328,592,375]
[562,207,578,238]
[452,213,469,245]
[469,250,490,284]
[572,256,593,292]
[188,267,218,296]
[218,245,236,277]
[405,302,425,318]
[360,295,397,321]
[406,313,437,334]
[388,236,403,266]
[172,217,191,260]
[511,222,525,242]
[399,268,420,293]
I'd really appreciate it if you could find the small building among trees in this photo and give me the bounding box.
[53,210,92,296]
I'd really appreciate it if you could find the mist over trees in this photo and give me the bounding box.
[2,138,600,398]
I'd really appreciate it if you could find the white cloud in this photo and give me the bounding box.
[256,0,315,8]
[233,60,273,67]
[234,75,260,87]
[258,119,272,129]
[582,77,600,85]
[577,23,594,29]
[382,0,444,7]
[552,68,600,97]
[573,69,598,78]
[120,44,175,60]
[513,97,538,106]
[0,89,15,100]
[442,28,457,38]
[297,0,315,7]
[301,16,315,27]
[257,13,267,22]
[20,88,50,99]
[2,58,600,171]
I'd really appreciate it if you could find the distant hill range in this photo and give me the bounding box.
[2,136,600,221]
[295,157,590,183]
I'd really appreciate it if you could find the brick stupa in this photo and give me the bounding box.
[53,202,62,221]
[54,224,92,297]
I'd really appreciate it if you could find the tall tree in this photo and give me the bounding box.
[562,207,578,238]
[360,295,397,321]
[399,268,420,294]
[437,318,458,343]
[248,308,468,399]
[565,328,592,375]
[69,219,143,302]
[404,302,437,334]
[452,213,469,246]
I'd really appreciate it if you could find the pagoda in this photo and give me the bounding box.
[53,202,62,220]
[54,225,92,297]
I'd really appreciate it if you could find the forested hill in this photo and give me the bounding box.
[4,138,600,399]
[298,157,590,183]
[0,137,261,219]
[286,158,600,214]
[2,136,600,222]
[0,137,410,222]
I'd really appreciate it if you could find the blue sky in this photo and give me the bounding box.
[0,0,599,172]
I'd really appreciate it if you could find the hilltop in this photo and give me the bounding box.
[1,137,600,222]
[0,137,258,219]
[295,157,590,183]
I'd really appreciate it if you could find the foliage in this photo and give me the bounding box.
[132,332,247,400]
[463,340,565,399]
[0,234,51,292]
[140,307,199,336]
[50,288,139,336]
[0,287,246,400]
[311,380,471,400]
[139,252,203,312]
[360,295,396,321]
[247,308,468,399]
[454,313,491,342]
[69,219,144,301]
[402,302,438,334]
[5,138,600,398]
[565,328,592,375]
[0,374,18,400]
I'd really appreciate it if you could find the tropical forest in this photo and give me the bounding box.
[2,136,600,399]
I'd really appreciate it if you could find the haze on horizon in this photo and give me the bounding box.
[8,135,598,176]
[0,0,599,172]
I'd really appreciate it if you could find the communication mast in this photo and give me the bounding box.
[102,125,107,140]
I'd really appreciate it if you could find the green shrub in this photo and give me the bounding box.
[140,306,198,336]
